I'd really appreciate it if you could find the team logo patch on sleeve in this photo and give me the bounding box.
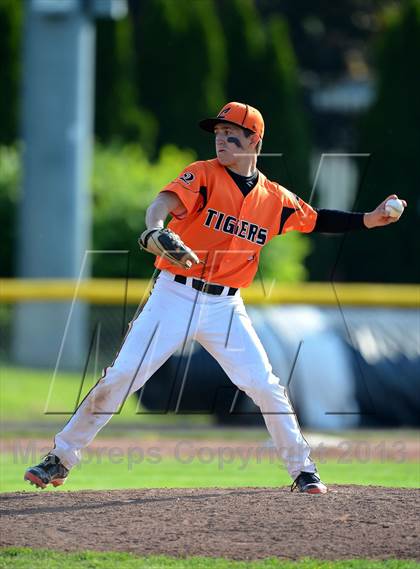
[180,171,195,184]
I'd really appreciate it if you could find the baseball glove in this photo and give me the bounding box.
[138,228,200,269]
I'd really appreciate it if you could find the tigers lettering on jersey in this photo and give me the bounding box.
[203,208,268,246]
[156,158,318,288]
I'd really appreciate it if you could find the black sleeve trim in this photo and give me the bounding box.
[278,207,298,234]
[198,186,208,212]
[312,208,366,233]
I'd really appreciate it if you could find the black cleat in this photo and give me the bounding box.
[24,453,69,489]
[291,471,327,494]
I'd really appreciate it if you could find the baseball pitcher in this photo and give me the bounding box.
[25,102,407,494]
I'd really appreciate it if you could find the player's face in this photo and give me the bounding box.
[214,123,252,166]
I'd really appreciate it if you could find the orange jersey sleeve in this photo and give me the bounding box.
[159,162,206,220]
[277,187,318,234]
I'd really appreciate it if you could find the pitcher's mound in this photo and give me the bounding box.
[1,486,418,560]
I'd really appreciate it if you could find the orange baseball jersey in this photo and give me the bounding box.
[155,159,318,288]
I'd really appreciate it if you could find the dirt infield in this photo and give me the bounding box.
[1,486,419,561]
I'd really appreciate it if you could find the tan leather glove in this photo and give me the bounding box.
[138,228,200,269]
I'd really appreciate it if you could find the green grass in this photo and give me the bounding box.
[0,366,210,427]
[1,366,419,492]
[0,549,418,569]
[1,449,418,493]
[1,365,418,441]
[0,366,135,422]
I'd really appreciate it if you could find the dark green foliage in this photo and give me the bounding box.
[91,144,197,278]
[132,0,226,158]
[0,147,19,275]
[336,1,420,283]
[0,0,22,144]
[258,16,311,194]
[216,1,311,194]
[2,0,308,183]
[215,0,265,101]
[95,18,158,155]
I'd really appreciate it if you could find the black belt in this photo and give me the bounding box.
[174,275,237,296]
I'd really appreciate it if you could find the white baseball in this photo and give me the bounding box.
[384,198,404,218]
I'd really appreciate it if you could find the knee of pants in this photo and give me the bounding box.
[104,362,144,384]
[94,365,143,398]
[82,367,138,415]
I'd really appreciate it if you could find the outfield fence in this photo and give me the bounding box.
[1,279,419,307]
[1,280,418,428]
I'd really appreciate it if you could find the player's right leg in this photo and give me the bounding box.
[24,272,197,488]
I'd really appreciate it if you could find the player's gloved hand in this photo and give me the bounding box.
[138,228,200,270]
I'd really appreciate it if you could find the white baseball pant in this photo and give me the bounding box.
[53,269,316,479]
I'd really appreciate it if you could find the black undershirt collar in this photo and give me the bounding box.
[225,167,259,197]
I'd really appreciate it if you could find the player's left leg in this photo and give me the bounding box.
[195,292,327,493]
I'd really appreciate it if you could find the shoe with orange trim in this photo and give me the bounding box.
[291,471,328,494]
[24,453,69,489]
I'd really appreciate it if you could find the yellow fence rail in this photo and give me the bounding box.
[1,279,419,307]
